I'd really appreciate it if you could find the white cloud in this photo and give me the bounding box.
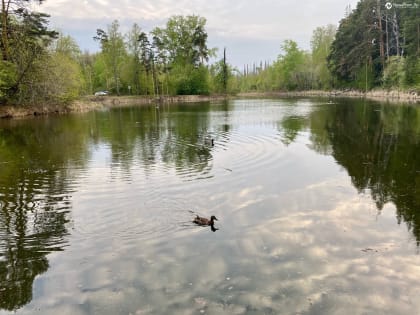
[33,0,360,66]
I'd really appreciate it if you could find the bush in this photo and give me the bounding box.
[382,56,405,89]
[171,64,210,95]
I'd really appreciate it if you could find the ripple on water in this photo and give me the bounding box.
[69,123,289,244]
[70,178,201,244]
[146,136,216,182]
[212,130,286,179]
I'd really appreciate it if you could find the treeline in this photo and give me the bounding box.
[0,1,230,105]
[237,0,419,92]
[237,29,335,92]
[1,0,419,106]
[91,17,231,97]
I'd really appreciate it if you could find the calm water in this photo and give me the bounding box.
[0,98,420,314]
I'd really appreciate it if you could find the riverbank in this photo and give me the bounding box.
[238,89,420,102]
[1,89,419,119]
[0,95,229,119]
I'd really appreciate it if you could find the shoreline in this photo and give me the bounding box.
[1,89,418,119]
[0,95,229,119]
[237,89,420,102]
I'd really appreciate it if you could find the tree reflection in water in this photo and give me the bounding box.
[280,98,420,244]
[0,102,224,311]
[1,98,419,312]
[324,101,420,244]
[0,118,87,311]
[0,194,70,311]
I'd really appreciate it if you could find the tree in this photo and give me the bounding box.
[94,20,126,95]
[137,31,153,95]
[47,34,84,102]
[10,34,83,104]
[221,47,228,94]
[0,60,15,99]
[311,24,336,89]
[151,15,214,95]
[0,1,58,103]
[1,0,47,61]
[52,33,81,59]
[327,0,381,88]
[151,15,214,66]
[275,40,306,90]
[170,63,210,95]
[399,0,420,87]
[327,0,419,90]
[79,51,95,95]
[126,23,143,95]
[211,48,234,94]
[382,55,405,88]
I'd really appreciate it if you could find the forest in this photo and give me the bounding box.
[0,0,419,106]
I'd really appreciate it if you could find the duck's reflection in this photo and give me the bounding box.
[211,225,219,232]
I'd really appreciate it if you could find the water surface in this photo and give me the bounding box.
[0,98,419,314]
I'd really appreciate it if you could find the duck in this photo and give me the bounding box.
[193,215,218,226]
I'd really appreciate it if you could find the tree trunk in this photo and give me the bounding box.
[223,47,227,94]
[392,10,400,56]
[1,0,10,61]
[377,0,385,68]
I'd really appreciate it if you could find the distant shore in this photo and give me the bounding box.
[1,89,418,119]
[238,89,420,102]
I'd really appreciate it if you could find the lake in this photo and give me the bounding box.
[0,98,419,314]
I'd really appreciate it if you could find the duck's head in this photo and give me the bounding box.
[210,215,218,221]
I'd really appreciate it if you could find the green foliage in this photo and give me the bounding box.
[353,62,375,91]
[148,15,215,95]
[51,34,84,101]
[171,64,210,95]
[125,23,144,95]
[210,48,235,94]
[236,39,320,92]
[328,0,379,87]
[382,56,405,88]
[311,25,336,89]
[52,34,81,59]
[79,52,95,95]
[14,50,83,104]
[272,40,314,91]
[0,61,16,102]
[328,0,419,90]
[151,15,214,66]
[48,53,84,102]
[92,54,108,92]
[0,1,61,104]
[87,16,216,97]
[404,56,420,89]
[236,61,284,92]
[1,4,418,103]
[94,20,127,95]
[277,40,305,89]
[399,0,420,87]
[210,60,229,94]
[1,1,57,61]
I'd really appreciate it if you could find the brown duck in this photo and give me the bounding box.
[193,215,218,226]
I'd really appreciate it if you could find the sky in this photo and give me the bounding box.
[32,0,360,68]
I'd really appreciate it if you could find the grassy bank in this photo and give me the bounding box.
[1,89,419,119]
[0,95,229,119]
[238,89,420,103]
